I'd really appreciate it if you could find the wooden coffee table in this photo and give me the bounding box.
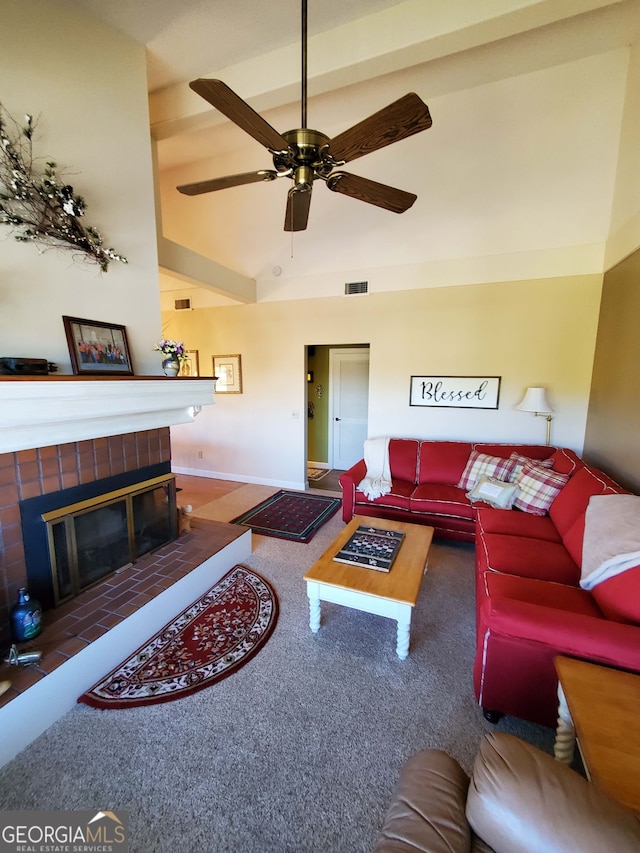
[554,655,640,812]
[303,517,433,659]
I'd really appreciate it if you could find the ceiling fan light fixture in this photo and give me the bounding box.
[178,1,433,231]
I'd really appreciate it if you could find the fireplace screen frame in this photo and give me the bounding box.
[41,473,177,606]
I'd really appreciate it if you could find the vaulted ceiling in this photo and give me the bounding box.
[67,0,640,301]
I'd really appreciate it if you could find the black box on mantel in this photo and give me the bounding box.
[0,356,49,375]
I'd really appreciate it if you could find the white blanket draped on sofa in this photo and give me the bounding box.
[358,436,392,501]
[580,494,640,590]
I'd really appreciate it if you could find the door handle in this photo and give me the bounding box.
[335,417,341,421]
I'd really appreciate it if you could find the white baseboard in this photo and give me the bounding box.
[0,529,252,768]
[172,466,307,492]
[307,461,331,470]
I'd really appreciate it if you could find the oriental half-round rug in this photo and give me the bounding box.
[78,565,278,709]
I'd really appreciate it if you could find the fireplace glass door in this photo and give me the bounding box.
[44,475,176,606]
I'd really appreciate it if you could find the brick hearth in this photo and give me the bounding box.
[0,517,247,709]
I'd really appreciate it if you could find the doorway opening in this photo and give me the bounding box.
[306,344,369,485]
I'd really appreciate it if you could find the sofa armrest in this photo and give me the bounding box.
[374,749,472,853]
[339,460,366,521]
[467,732,640,853]
[340,459,366,486]
[483,598,640,672]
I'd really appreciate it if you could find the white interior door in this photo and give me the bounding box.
[329,348,370,470]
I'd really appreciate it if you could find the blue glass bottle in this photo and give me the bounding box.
[10,588,42,642]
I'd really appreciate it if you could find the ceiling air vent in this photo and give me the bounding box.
[174,298,192,311]
[344,281,368,296]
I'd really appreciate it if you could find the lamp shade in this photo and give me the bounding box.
[515,387,553,414]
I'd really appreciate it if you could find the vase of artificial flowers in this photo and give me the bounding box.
[154,339,188,376]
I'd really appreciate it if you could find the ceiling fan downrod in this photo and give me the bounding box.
[301,0,308,130]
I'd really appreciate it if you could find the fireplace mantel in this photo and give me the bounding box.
[0,376,216,454]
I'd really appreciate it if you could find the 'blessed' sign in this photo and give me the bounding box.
[409,376,501,409]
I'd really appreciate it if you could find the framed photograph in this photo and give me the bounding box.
[410,375,501,409]
[62,315,134,375]
[179,349,199,377]
[213,354,242,394]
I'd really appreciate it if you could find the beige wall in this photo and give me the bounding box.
[584,247,640,491]
[157,7,640,492]
[0,1,162,375]
[606,39,640,267]
[166,273,602,488]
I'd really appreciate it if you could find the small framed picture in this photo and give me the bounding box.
[179,350,199,377]
[62,315,134,375]
[213,354,242,393]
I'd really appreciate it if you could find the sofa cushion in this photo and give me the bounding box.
[590,567,640,625]
[467,732,640,853]
[562,514,589,567]
[411,483,476,519]
[418,440,473,486]
[549,465,625,537]
[467,477,519,509]
[373,748,472,853]
[480,532,580,584]
[476,507,561,542]
[389,439,420,484]
[512,462,569,516]
[547,447,584,475]
[483,571,603,618]
[458,451,517,491]
[475,444,553,462]
[355,478,414,511]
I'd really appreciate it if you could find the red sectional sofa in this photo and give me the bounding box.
[340,439,640,729]
[475,460,640,727]
[339,439,555,541]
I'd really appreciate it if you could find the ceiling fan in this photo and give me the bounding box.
[177,0,433,232]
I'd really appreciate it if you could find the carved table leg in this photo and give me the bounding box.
[554,682,576,764]
[308,594,321,634]
[396,611,411,660]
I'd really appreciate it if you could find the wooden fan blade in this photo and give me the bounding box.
[177,170,278,196]
[284,187,312,232]
[326,172,417,214]
[326,93,432,164]
[190,79,290,152]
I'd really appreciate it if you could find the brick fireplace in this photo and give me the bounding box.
[0,375,218,650]
[0,428,172,648]
[0,376,256,765]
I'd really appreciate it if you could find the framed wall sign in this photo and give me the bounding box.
[62,315,134,375]
[213,354,242,393]
[410,375,501,409]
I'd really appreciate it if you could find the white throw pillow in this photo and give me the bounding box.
[466,476,519,510]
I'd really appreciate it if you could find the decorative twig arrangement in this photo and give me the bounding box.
[0,103,127,272]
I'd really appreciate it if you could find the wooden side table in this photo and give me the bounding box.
[554,656,640,813]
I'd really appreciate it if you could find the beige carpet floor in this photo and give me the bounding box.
[0,490,555,853]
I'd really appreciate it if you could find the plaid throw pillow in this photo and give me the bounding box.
[508,452,553,483]
[513,462,569,515]
[457,450,517,491]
